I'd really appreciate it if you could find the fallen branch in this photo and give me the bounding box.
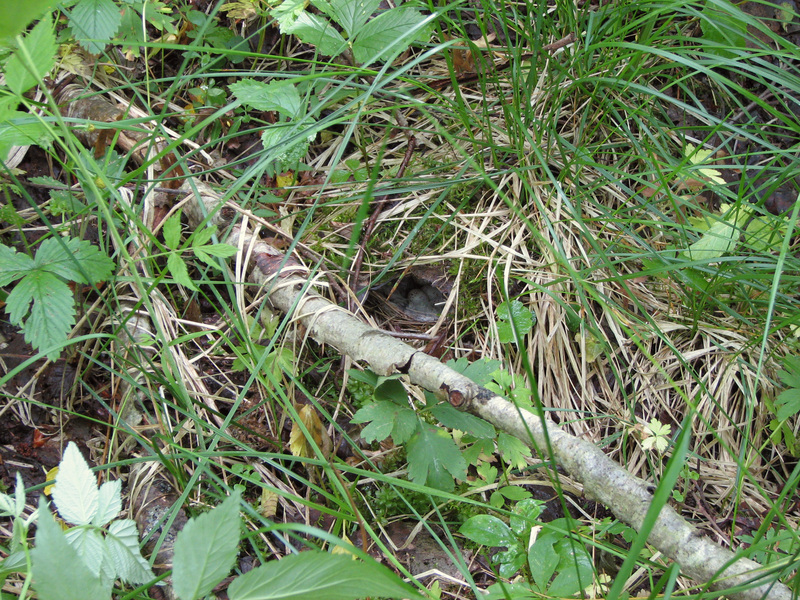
[181,179,790,600]
[52,84,789,600]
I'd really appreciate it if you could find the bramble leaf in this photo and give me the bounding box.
[406,424,466,492]
[52,442,98,526]
[105,519,155,584]
[32,499,110,600]
[93,479,122,527]
[0,0,55,44]
[8,272,73,359]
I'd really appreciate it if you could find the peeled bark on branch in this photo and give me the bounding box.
[181,179,790,600]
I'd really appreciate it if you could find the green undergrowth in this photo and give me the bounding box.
[2,0,800,598]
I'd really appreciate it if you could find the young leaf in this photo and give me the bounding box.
[93,479,122,527]
[497,432,532,471]
[172,490,241,600]
[406,425,467,492]
[163,211,182,249]
[459,515,516,548]
[64,527,107,579]
[227,551,423,600]
[52,442,99,526]
[31,499,111,600]
[105,519,155,584]
[4,14,56,96]
[167,253,199,291]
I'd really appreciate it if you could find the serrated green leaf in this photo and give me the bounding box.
[167,253,198,291]
[32,499,111,600]
[52,442,99,526]
[5,14,56,96]
[163,211,182,249]
[190,226,217,247]
[70,0,122,54]
[497,431,532,471]
[459,515,516,547]
[779,356,800,389]
[328,0,380,39]
[65,527,106,579]
[776,388,800,420]
[496,300,534,344]
[285,11,347,57]
[200,243,237,258]
[351,401,418,444]
[0,244,33,286]
[6,271,75,360]
[93,479,121,527]
[351,7,427,64]
[0,0,56,45]
[227,550,422,600]
[230,79,303,119]
[431,403,495,438]
[105,519,155,584]
[34,237,114,284]
[270,0,308,33]
[261,124,314,171]
[172,491,241,600]
[406,425,466,491]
